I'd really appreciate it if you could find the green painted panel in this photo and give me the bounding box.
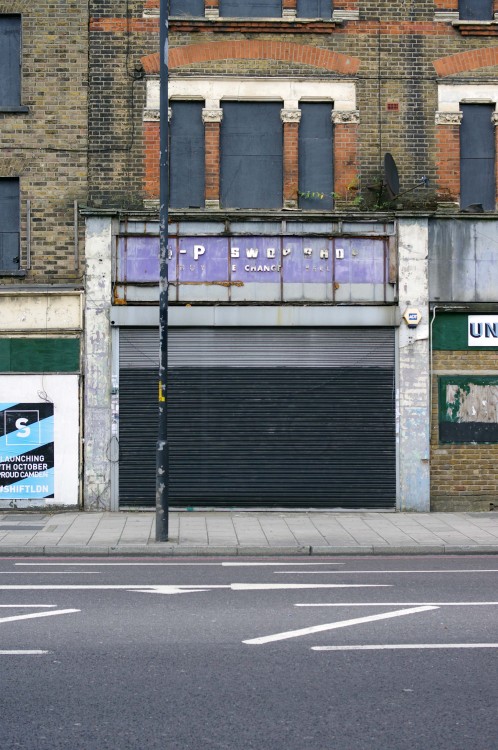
[432,313,498,350]
[0,340,12,371]
[0,339,80,372]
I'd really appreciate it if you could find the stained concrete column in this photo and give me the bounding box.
[397,217,430,511]
[84,216,113,511]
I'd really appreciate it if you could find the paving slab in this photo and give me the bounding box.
[0,510,496,556]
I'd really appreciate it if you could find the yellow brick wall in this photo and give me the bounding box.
[431,350,498,511]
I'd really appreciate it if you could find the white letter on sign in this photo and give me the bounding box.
[15,418,30,438]
[193,245,206,261]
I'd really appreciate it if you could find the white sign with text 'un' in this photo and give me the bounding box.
[468,315,498,346]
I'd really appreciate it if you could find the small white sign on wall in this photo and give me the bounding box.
[468,316,498,347]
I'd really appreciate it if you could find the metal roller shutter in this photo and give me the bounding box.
[118,328,396,509]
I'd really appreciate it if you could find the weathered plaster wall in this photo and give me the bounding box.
[397,218,430,511]
[84,217,113,510]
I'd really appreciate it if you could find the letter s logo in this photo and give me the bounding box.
[15,418,30,438]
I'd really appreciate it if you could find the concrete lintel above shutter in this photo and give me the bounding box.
[110,304,398,328]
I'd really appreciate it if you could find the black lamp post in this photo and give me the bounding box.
[156,0,169,540]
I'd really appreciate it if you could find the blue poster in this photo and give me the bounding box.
[0,402,54,503]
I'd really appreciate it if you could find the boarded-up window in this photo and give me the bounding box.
[459,0,493,20]
[0,16,21,107]
[460,104,496,211]
[219,1,282,17]
[169,102,205,209]
[439,376,498,443]
[298,103,334,211]
[297,0,332,19]
[221,102,283,209]
[170,0,205,16]
[0,178,20,270]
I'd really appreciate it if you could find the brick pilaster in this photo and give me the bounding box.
[203,108,223,209]
[435,112,462,204]
[281,109,301,209]
[332,111,360,202]
[144,120,160,200]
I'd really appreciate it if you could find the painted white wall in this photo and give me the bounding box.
[397,218,430,512]
[0,374,79,508]
[0,292,82,332]
[84,217,113,511]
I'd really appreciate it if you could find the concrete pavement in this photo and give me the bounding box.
[1,510,498,555]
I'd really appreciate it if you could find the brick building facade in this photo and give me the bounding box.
[0,2,87,508]
[52,1,498,510]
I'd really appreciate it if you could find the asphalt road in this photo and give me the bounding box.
[0,556,497,750]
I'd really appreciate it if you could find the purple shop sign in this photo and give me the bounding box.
[334,238,386,284]
[117,235,387,284]
[177,236,228,282]
[230,237,281,283]
[117,236,160,282]
[282,237,332,283]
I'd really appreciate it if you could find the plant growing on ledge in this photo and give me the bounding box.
[298,178,364,209]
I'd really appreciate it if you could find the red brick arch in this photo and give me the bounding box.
[434,47,498,77]
[141,41,360,75]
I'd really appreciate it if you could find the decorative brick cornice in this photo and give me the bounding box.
[493,112,498,126]
[453,21,498,37]
[141,42,359,75]
[281,109,302,123]
[202,108,223,123]
[332,110,360,124]
[435,111,463,125]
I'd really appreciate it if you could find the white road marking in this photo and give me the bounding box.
[295,602,498,607]
[0,650,48,655]
[231,583,390,590]
[243,606,438,645]
[132,586,212,595]
[0,583,390,592]
[276,569,498,575]
[0,571,100,575]
[15,562,344,567]
[0,609,80,625]
[312,643,498,651]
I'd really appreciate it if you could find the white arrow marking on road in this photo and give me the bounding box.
[243,606,439,645]
[312,643,498,651]
[0,650,48,655]
[0,609,80,625]
[132,587,212,595]
[231,584,391,590]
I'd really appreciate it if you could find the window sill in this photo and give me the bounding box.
[0,105,29,114]
[452,20,498,36]
[0,270,27,277]
[170,18,338,33]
